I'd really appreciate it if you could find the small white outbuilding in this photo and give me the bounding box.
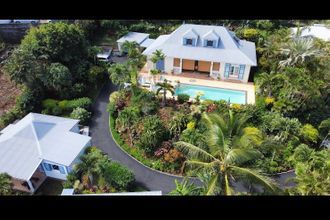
[0,113,91,193]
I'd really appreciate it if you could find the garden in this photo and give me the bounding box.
[107,20,330,195]
[0,21,109,129]
[63,147,136,194]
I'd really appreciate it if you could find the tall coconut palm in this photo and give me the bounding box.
[156,79,174,107]
[174,110,277,195]
[279,37,323,67]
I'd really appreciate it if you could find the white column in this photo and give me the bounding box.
[27,180,35,193]
[210,62,213,77]
[179,58,182,73]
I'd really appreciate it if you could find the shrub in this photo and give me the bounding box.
[70,107,91,125]
[186,121,195,130]
[137,115,168,154]
[71,83,87,98]
[58,100,69,110]
[109,91,120,104]
[0,108,21,129]
[17,88,42,114]
[88,65,106,85]
[42,99,59,110]
[52,105,63,116]
[163,149,183,163]
[102,161,135,191]
[169,112,190,138]
[67,97,92,111]
[300,124,319,144]
[177,94,190,104]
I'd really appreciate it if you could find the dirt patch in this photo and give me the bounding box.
[0,69,21,116]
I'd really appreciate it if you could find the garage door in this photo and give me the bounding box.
[182,59,195,71]
[197,61,211,73]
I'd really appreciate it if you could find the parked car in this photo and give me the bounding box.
[13,20,40,25]
[96,47,113,63]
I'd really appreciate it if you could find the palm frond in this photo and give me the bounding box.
[174,141,216,162]
[224,173,233,195]
[205,174,221,196]
[205,124,226,157]
[224,148,262,166]
[230,166,278,192]
[183,160,217,175]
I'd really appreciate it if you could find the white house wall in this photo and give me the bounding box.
[41,160,68,180]
[242,65,251,83]
[164,57,173,73]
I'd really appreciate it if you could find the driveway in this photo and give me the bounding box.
[89,81,295,194]
[89,82,200,194]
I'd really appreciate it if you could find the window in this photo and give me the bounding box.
[213,62,220,71]
[186,39,193,45]
[206,40,213,47]
[230,65,240,76]
[173,58,180,67]
[52,165,59,170]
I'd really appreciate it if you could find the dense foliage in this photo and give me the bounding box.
[63,147,135,194]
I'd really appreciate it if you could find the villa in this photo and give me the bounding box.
[134,24,257,104]
[291,24,330,41]
[0,113,91,193]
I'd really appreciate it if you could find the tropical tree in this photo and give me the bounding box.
[289,144,330,195]
[0,173,13,195]
[108,63,130,88]
[74,148,107,187]
[44,62,72,92]
[156,79,174,107]
[169,179,201,196]
[169,113,190,139]
[279,37,323,67]
[150,49,165,81]
[174,110,278,195]
[151,49,165,65]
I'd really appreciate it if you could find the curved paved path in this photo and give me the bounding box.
[89,82,200,194]
[89,82,295,194]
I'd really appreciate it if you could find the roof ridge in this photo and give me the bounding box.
[30,121,43,158]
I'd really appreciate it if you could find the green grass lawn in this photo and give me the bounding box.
[35,178,64,195]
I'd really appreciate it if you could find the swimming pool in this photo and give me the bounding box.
[175,84,246,104]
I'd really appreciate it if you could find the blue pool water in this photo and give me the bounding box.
[175,84,246,104]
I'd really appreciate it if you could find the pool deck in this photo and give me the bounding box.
[139,72,255,104]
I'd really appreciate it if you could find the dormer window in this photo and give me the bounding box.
[186,39,193,45]
[206,40,214,47]
[182,28,198,46]
[202,29,220,48]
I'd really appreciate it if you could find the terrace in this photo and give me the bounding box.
[138,70,255,104]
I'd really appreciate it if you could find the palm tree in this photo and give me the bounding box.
[174,110,277,195]
[74,150,105,187]
[279,37,323,67]
[0,173,13,195]
[150,50,165,81]
[169,179,201,196]
[151,49,165,64]
[255,72,275,97]
[156,79,174,107]
[122,40,139,57]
